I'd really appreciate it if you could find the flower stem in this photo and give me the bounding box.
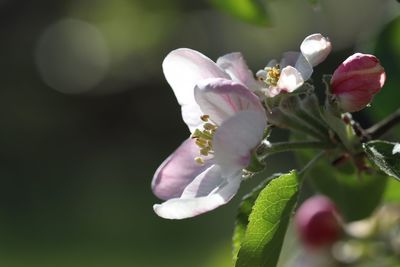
[256,140,334,162]
[364,108,400,141]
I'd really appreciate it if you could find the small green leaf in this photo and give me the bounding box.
[209,0,270,26]
[235,171,299,267]
[232,175,279,264]
[363,140,400,181]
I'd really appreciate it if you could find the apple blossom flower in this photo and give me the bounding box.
[295,195,342,248]
[256,33,332,97]
[331,53,386,112]
[152,48,267,219]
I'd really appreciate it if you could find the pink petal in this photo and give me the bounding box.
[194,78,264,125]
[277,66,304,93]
[300,33,332,67]
[216,52,260,92]
[152,138,213,200]
[213,111,267,176]
[153,166,242,219]
[162,48,230,132]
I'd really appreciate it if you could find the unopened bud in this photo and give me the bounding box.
[300,33,332,67]
[331,53,386,112]
[295,195,342,248]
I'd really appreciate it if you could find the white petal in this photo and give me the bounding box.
[281,52,313,81]
[194,78,264,125]
[280,51,301,68]
[153,167,242,219]
[152,138,213,200]
[213,111,267,176]
[216,52,259,91]
[180,165,223,199]
[162,48,230,132]
[300,33,332,67]
[277,66,304,93]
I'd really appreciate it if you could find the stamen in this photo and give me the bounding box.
[192,114,218,164]
[200,115,210,122]
[195,157,205,165]
[257,64,281,87]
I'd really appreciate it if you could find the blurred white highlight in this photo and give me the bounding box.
[35,18,110,94]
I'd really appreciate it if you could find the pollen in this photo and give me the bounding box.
[192,115,218,164]
[257,64,281,86]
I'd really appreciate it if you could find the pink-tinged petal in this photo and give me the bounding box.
[153,167,242,219]
[262,86,281,98]
[281,52,313,81]
[213,110,267,176]
[216,52,260,92]
[162,48,230,132]
[300,33,332,67]
[152,138,213,200]
[277,66,304,93]
[180,165,223,199]
[331,53,385,91]
[194,78,264,125]
[336,90,374,113]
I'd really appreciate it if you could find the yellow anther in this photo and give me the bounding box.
[193,115,218,164]
[195,139,207,148]
[204,123,216,130]
[201,115,210,122]
[195,157,205,165]
[200,148,210,156]
[260,64,281,87]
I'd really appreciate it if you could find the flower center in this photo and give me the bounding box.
[191,115,218,165]
[257,65,281,86]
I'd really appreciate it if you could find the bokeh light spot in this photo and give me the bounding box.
[35,18,110,94]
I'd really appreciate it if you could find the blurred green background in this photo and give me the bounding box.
[0,0,399,266]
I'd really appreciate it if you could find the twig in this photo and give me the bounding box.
[364,108,400,141]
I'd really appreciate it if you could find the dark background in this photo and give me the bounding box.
[0,0,398,266]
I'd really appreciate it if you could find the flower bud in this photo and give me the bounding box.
[295,195,342,248]
[331,53,386,112]
[300,33,332,67]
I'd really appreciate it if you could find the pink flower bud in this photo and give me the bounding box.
[331,53,386,112]
[295,195,342,248]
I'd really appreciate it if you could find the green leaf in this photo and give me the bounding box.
[363,140,400,181]
[235,171,299,267]
[232,175,279,264]
[209,0,270,26]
